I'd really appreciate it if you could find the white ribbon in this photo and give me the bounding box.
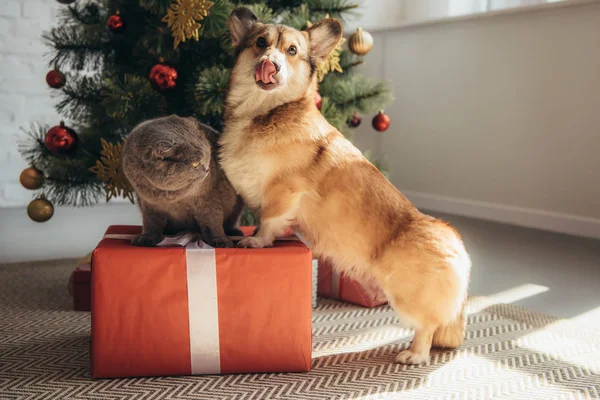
[102,232,221,374]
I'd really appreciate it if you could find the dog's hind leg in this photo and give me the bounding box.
[379,247,468,365]
[395,324,436,365]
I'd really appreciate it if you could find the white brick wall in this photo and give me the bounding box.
[0,0,62,208]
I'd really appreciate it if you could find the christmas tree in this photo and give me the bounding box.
[18,0,393,223]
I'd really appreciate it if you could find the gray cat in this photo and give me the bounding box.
[122,115,244,248]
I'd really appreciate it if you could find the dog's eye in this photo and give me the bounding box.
[256,37,267,48]
[288,45,297,56]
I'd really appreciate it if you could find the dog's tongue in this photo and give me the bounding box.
[255,59,277,84]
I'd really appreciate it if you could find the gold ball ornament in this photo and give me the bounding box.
[19,167,45,190]
[27,196,54,223]
[348,27,373,56]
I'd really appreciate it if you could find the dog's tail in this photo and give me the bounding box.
[432,298,467,349]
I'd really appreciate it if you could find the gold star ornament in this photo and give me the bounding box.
[162,0,214,48]
[89,139,135,203]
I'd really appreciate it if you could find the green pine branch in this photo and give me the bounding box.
[320,97,345,132]
[58,3,104,26]
[280,4,311,29]
[304,0,359,21]
[17,124,103,207]
[43,157,104,207]
[43,25,107,70]
[194,66,231,116]
[241,207,259,226]
[56,74,104,122]
[18,124,54,170]
[201,0,235,38]
[101,74,166,129]
[139,0,173,15]
[244,2,276,23]
[320,73,394,116]
[338,49,363,72]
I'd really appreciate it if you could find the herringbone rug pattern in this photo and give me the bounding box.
[1,260,599,399]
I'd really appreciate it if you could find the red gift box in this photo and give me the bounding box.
[67,254,92,311]
[317,258,387,308]
[91,225,313,378]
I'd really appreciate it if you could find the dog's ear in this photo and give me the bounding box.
[307,18,343,63]
[228,7,259,48]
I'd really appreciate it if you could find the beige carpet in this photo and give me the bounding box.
[1,260,599,400]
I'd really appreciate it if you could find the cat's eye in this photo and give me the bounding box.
[256,37,267,48]
[287,45,297,56]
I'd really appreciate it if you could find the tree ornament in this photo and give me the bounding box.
[306,20,344,82]
[27,195,54,223]
[45,122,77,155]
[162,0,214,49]
[20,166,45,190]
[348,113,361,128]
[372,110,390,132]
[315,92,322,111]
[45,69,66,89]
[106,12,125,33]
[349,27,373,56]
[89,139,134,203]
[56,0,76,4]
[149,62,178,90]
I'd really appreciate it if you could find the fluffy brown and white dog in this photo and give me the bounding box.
[219,7,471,365]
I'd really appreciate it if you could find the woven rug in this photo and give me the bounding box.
[1,261,599,400]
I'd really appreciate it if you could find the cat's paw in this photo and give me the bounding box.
[210,236,234,248]
[225,228,244,237]
[237,237,272,248]
[131,233,164,247]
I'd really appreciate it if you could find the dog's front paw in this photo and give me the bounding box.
[395,350,430,365]
[211,236,234,248]
[132,233,164,247]
[237,237,272,248]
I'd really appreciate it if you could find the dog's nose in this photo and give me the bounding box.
[272,61,281,72]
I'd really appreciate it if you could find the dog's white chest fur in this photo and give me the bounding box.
[220,120,269,210]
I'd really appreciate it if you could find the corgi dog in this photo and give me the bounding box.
[219,7,471,365]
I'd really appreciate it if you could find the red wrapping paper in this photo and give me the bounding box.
[90,225,313,378]
[317,258,387,308]
[68,257,91,312]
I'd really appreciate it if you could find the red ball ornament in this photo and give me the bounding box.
[348,113,361,128]
[315,92,322,111]
[45,122,77,155]
[106,14,125,33]
[372,110,390,132]
[45,69,66,89]
[149,63,178,91]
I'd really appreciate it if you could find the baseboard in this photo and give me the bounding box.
[401,190,600,240]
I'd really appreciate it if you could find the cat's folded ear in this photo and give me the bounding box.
[229,7,258,48]
[152,141,176,160]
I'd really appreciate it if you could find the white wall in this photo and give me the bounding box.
[377,0,600,238]
[0,0,63,208]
